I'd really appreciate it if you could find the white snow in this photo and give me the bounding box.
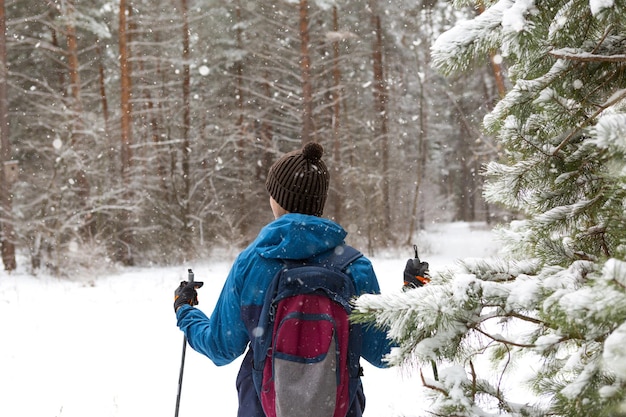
[604,321,626,379]
[198,66,210,76]
[593,112,626,151]
[0,222,509,417]
[589,0,614,16]
[501,0,535,33]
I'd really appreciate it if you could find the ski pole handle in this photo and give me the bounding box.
[175,268,195,417]
[404,244,431,288]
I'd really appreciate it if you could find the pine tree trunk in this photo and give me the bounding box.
[259,67,274,181]
[234,1,247,237]
[477,4,507,98]
[97,42,110,135]
[299,0,314,144]
[331,6,344,224]
[65,0,94,239]
[235,1,244,133]
[118,0,134,265]
[66,0,83,145]
[119,0,132,180]
[370,2,390,234]
[0,0,15,271]
[489,53,506,98]
[180,0,193,249]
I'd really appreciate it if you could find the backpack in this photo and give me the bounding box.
[252,245,364,417]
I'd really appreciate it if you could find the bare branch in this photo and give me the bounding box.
[474,326,537,348]
[420,368,448,395]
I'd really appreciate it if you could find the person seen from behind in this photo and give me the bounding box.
[174,142,429,416]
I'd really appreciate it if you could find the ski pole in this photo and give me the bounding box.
[412,245,439,381]
[175,268,194,417]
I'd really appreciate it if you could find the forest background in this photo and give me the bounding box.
[0,0,505,274]
[3,1,626,416]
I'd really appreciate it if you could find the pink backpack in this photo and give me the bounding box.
[252,245,363,417]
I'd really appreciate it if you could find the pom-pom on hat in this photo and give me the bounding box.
[265,142,329,217]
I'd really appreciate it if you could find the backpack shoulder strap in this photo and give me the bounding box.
[307,244,362,271]
[272,245,362,311]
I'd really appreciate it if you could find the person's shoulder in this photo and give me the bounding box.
[344,250,374,274]
[345,254,380,294]
[351,253,372,267]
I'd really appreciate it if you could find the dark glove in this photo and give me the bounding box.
[174,281,204,312]
[403,258,430,289]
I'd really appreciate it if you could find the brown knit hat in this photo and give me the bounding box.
[265,142,329,217]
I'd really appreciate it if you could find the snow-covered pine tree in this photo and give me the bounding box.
[354,1,626,416]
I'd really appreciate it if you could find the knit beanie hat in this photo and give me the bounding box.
[265,142,329,217]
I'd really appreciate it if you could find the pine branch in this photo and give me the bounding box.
[552,88,626,155]
[549,49,626,62]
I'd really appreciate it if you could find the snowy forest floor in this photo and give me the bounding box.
[1,222,506,417]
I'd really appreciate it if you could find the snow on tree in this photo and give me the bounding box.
[354,0,626,416]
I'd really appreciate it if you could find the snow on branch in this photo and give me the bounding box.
[592,112,626,150]
[431,0,513,75]
[484,59,570,132]
[531,198,597,225]
[549,48,626,62]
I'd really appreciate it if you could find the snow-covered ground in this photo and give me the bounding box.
[0,222,501,417]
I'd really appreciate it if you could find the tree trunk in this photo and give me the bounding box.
[370,2,390,234]
[180,0,192,249]
[64,0,94,239]
[477,4,507,99]
[406,62,428,246]
[490,53,507,98]
[234,1,247,237]
[97,42,110,134]
[119,0,132,179]
[65,0,82,146]
[298,0,314,144]
[118,0,134,265]
[331,6,344,225]
[258,66,274,181]
[0,0,15,271]
[235,2,244,133]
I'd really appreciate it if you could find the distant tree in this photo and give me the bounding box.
[117,0,133,265]
[368,0,391,235]
[328,5,347,226]
[0,0,15,271]
[179,0,192,252]
[355,1,626,416]
[298,0,314,144]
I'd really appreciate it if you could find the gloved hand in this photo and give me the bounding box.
[174,281,204,312]
[403,245,430,289]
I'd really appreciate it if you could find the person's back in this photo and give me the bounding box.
[252,241,371,417]
[174,143,393,417]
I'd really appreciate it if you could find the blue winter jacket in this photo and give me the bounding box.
[176,213,392,417]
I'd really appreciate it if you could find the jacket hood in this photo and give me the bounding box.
[255,213,347,260]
